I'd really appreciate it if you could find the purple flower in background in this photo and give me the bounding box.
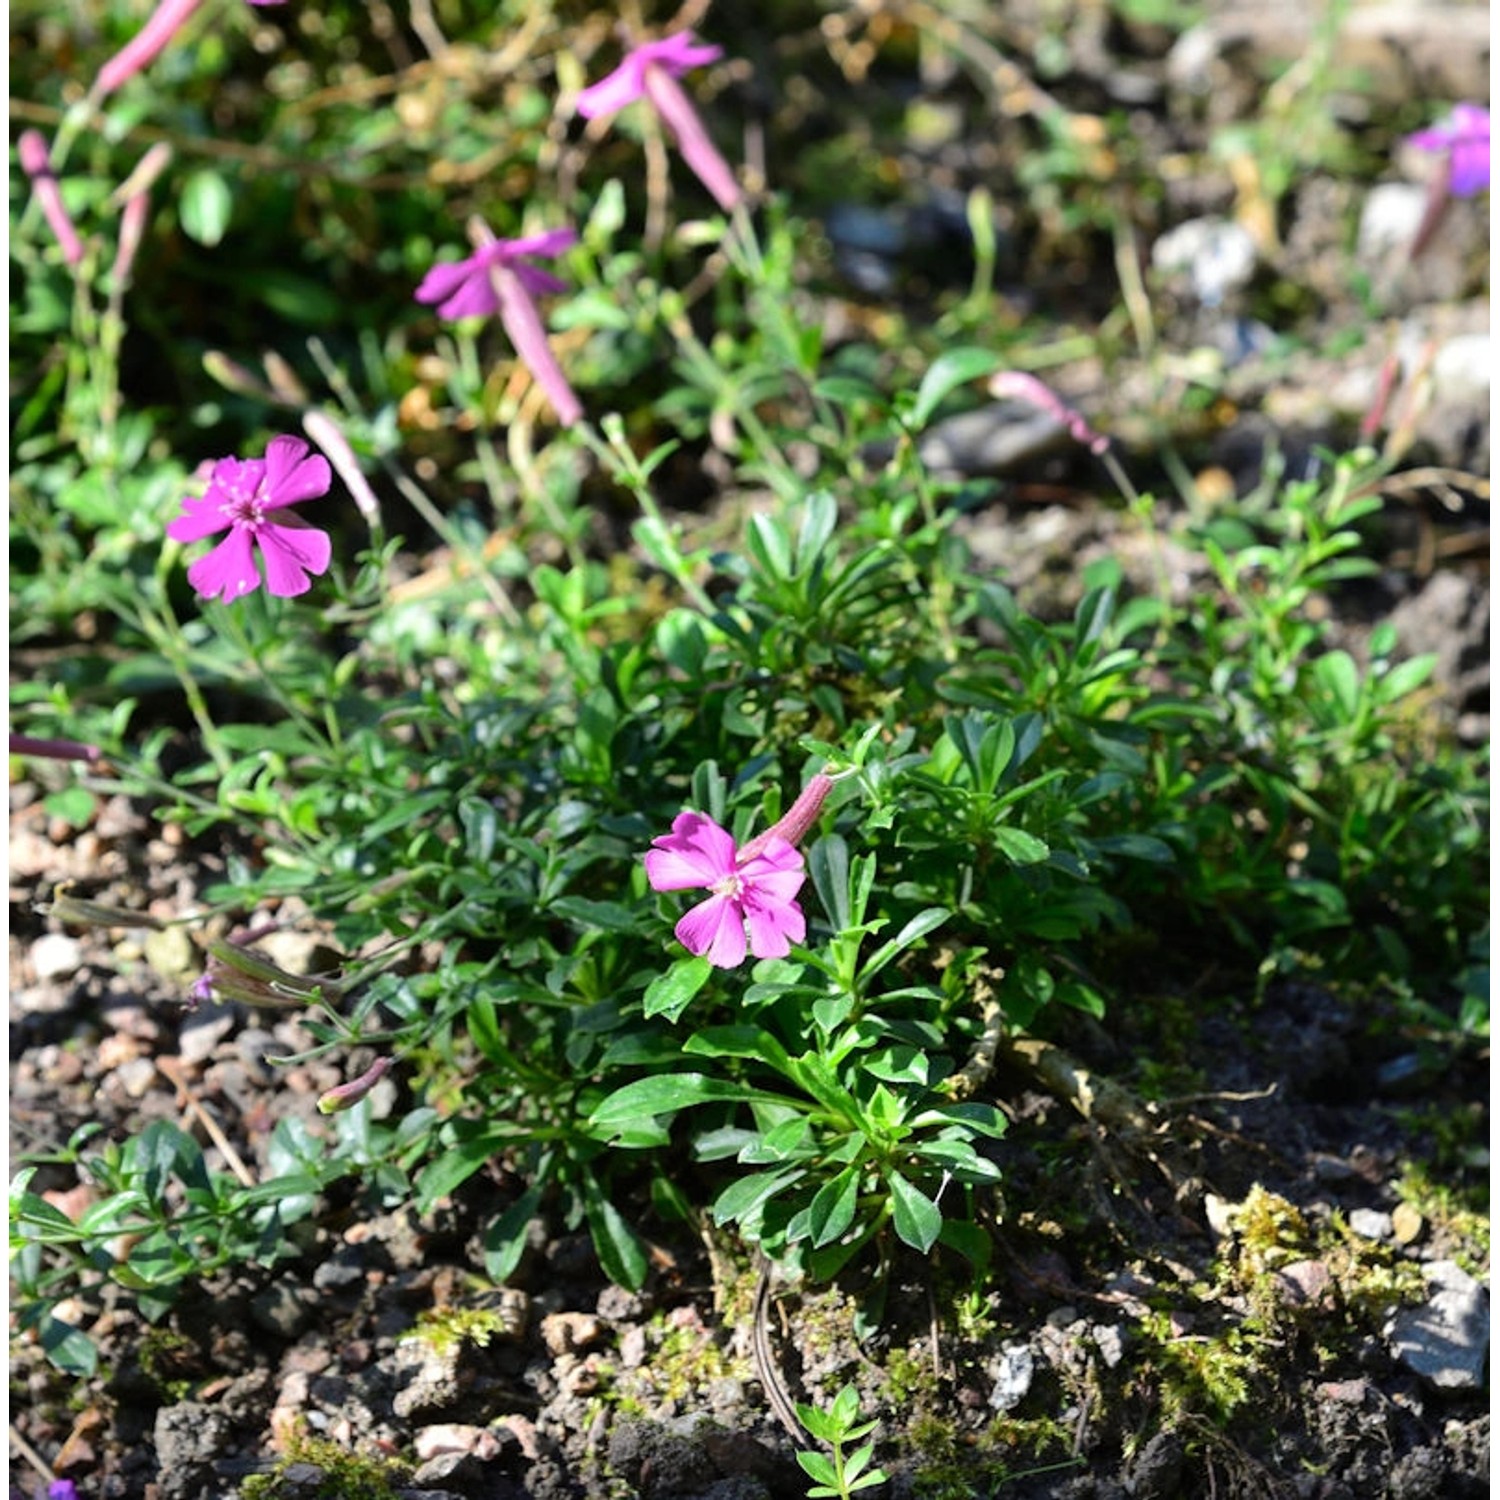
[414,224,583,426]
[646,812,807,968]
[167,436,332,601]
[1406,103,1491,197]
[577,33,742,213]
[49,1481,81,1500]
[18,130,84,265]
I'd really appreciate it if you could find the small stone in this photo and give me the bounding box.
[414,1424,504,1462]
[618,1325,649,1369]
[1358,183,1428,262]
[115,1056,160,1099]
[540,1310,604,1356]
[178,1006,236,1064]
[1274,1259,1335,1310]
[988,1343,1034,1411]
[1203,1193,1235,1238]
[1150,217,1257,305]
[1386,1260,1489,1389]
[1348,1209,1394,1242]
[1392,1202,1425,1246]
[252,1282,311,1340]
[412,1451,486,1488]
[31,933,83,982]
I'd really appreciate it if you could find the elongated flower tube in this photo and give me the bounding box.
[92,0,203,98]
[577,33,742,213]
[9,735,100,764]
[414,222,583,426]
[93,0,283,98]
[988,371,1110,455]
[18,131,83,265]
[318,1056,394,1115]
[302,409,382,526]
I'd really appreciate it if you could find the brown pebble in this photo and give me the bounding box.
[1392,1201,1425,1245]
[539,1310,604,1356]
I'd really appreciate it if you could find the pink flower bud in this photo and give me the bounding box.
[19,130,84,266]
[737,774,834,863]
[317,1056,394,1114]
[92,0,204,99]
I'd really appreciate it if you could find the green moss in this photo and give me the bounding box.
[404,1303,517,1355]
[238,1432,409,1499]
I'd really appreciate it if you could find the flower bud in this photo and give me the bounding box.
[317,1056,394,1114]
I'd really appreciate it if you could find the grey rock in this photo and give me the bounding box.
[1348,1209,1393,1242]
[1386,1260,1489,1389]
[1357,183,1428,262]
[30,932,84,983]
[178,1004,236,1064]
[152,1402,233,1499]
[1151,217,1257,306]
[251,1280,312,1340]
[988,1342,1035,1410]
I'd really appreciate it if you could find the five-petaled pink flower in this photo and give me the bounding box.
[1406,103,1491,197]
[414,223,583,427]
[167,435,332,601]
[576,33,742,213]
[646,813,807,968]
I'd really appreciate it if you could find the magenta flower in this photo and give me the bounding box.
[167,436,332,601]
[18,131,84,265]
[414,224,583,427]
[576,33,742,213]
[1406,103,1491,197]
[92,0,283,98]
[646,813,807,968]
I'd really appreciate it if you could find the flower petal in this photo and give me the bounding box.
[676,894,748,968]
[741,887,805,960]
[645,811,738,890]
[575,58,649,120]
[261,436,332,510]
[415,258,498,320]
[494,268,583,426]
[257,516,332,597]
[503,227,579,261]
[186,528,260,601]
[166,487,231,543]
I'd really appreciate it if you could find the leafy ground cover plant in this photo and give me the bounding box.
[9,2,1488,1486]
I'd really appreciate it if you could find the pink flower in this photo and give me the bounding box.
[18,130,84,265]
[92,0,283,98]
[576,33,742,213]
[92,0,202,98]
[167,435,332,601]
[987,371,1110,455]
[646,812,807,968]
[414,224,583,427]
[1406,103,1491,197]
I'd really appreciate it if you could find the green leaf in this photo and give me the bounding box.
[911,348,1005,428]
[795,1451,841,1486]
[581,1175,648,1290]
[711,1166,805,1226]
[590,1073,783,1133]
[886,1170,942,1253]
[809,1165,861,1248]
[37,1309,98,1376]
[1312,649,1361,719]
[483,1183,543,1282]
[990,826,1049,863]
[179,169,233,246]
[642,955,713,1022]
